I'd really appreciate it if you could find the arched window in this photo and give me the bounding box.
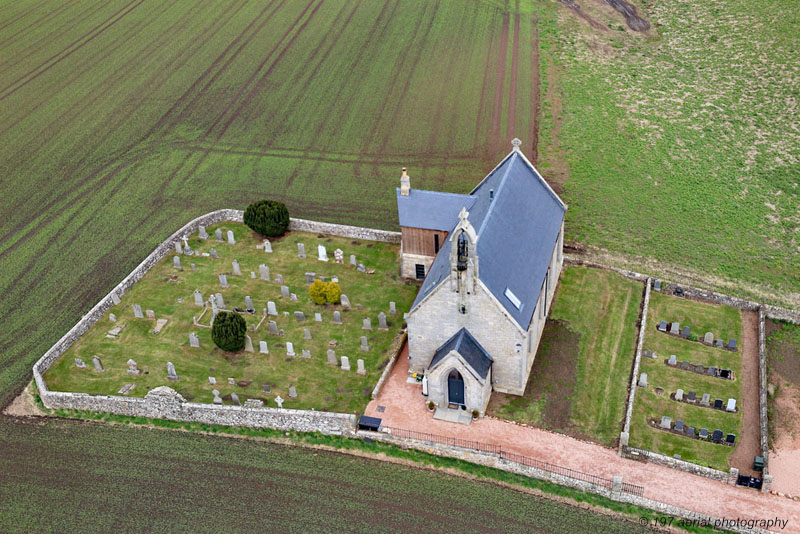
[457,232,468,271]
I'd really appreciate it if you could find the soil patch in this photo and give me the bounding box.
[766,319,800,386]
[597,0,650,31]
[487,320,579,434]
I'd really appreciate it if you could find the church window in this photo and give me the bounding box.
[457,232,468,271]
[434,234,440,253]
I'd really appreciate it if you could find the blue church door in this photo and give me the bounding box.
[448,370,465,405]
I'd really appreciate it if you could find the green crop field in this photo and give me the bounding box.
[43,223,417,413]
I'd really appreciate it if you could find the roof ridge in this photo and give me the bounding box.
[475,153,517,237]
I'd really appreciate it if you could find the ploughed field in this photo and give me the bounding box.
[43,223,417,414]
[630,292,744,471]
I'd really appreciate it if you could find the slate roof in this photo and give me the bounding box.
[396,188,475,231]
[429,328,493,379]
[409,149,566,329]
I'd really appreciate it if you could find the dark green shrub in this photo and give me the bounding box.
[211,311,246,352]
[243,200,289,237]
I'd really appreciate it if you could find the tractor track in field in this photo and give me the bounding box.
[260,0,361,149]
[169,0,325,195]
[529,18,541,161]
[0,1,245,253]
[281,0,400,189]
[0,0,80,46]
[0,0,146,101]
[506,13,520,143]
[489,13,510,157]
[474,11,500,157]
[557,0,608,32]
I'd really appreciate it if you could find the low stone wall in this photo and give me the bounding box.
[619,278,651,451]
[620,445,729,483]
[289,218,400,243]
[371,331,408,400]
[32,209,400,436]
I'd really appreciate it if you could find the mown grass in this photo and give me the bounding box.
[489,266,642,446]
[42,223,417,413]
[630,292,743,470]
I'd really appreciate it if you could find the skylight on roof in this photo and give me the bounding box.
[504,287,522,309]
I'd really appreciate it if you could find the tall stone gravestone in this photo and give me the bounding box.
[294,311,305,322]
[215,229,223,241]
[301,349,311,359]
[333,311,342,324]
[259,341,269,354]
[175,242,183,254]
[109,313,117,322]
[267,301,278,316]
[340,355,350,371]
[317,244,329,261]
[340,294,350,308]
[259,264,270,281]
[286,342,296,357]
[245,296,254,310]
[327,349,337,365]
[226,230,235,244]
[219,274,229,288]
[263,239,272,253]
[305,272,315,285]
[360,336,370,351]
[244,335,254,352]
[189,332,200,348]
[166,362,178,380]
[198,225,209,239]
[212,389,223,405]
[356,359,366,375]
[303,328,311,340]
[232,260,242,276]
[127,359,140,375]
[289,386,297,398]
[173,256,181,269]
[297,243,306,258]
[194,289,203,306]
[377,312,388,330]
[362,318,372,330]
[210,248,218,258]
[231,393,240,406]
[637,373,647,388]
[389,301,396,314]
[704,332,714,344]
[132,304,143,318]
[280,285,290,298]
[268,321,278,335]
[314,313,322,322]
[350,254,357,267]
[215,293,225,309]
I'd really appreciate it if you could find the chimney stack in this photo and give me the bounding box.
[400,167,410,196]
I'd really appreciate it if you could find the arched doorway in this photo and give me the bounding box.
[447,369,465,406]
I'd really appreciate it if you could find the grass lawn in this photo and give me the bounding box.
[488,266,642,446]
[629,291,743,470]
[43,222,418,413]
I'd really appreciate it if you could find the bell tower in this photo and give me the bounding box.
[449,208,478,312]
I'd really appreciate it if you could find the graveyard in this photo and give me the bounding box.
[43,222,418,414]
[629,291,745,471]
[487,266,642,446]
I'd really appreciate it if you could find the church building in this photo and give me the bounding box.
[396,139,566,418]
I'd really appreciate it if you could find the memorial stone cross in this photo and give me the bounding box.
[213,390,223,405]
[275,396,284,408]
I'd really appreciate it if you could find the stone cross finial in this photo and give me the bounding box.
[458,207,469,222]
[182,235,190,248]
[511,137,522,149]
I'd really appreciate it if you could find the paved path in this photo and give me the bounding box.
[367,348,800,533]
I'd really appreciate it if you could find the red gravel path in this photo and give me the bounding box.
[367,347,800,532]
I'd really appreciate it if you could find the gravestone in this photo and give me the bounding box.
[706,366,716,376]
[275,274,283,283]
[198,225,209,239]
[686,426,695,437]
[653,279,662,291]
[340,356,350,371]
[350,254,357,267]
[219,274,229,288]
[657,320,667,332]
[226,230,235,244]
[244,399,263,409]
[713,398,723,410]
[74,358,86,369]
[210,248,219,258]
[109,313,117,322]
[245,295,254,311]
[297,243,306,258]
[727,338,737,351]
[294,311,305,322]
[726,398,736,412]
[687,390,696,402]
[244,335,254,352]
[268,321,278,335]
[215,229,223,241]
[173,256,181,269]
[262,384,271,394]
[389,301,396,314]
[166,361,178,381]
[290,293,298,301]
[289,386,297,398]
[327,349,337,365]
[681,361,690,370]
[153,318,168,334]
[314,313,322,322]
[700,393,710,407]
[726,434,736,446]
[356,359,366,375]
[675,389,684,402]
[259,341,269,354]
[118,383,135,395]
[681,325,690,338]
[263,239,272,253]
[191,264,196,272]
[637,372,647,388]
[228,378,235,385]
[111,292,121,306]
[210,295,219,317]
[704,332,714,344]
[357,264,366,273]
[712,429,723,443]
[127,359,140,375]
[194,289,203,306]
[189,332,200,348]
[714,339,723,348]
[175,242,183,254]
[668,354,677,365]
[317,244,329,262]
[232,260,242,276]
[360,336,369,351]
[377,312,388,330]
[644,349,653,359]
[660,416,671,429]
[675,420,684,432]
[699,428,709,440]
[280,285,290,298]
[340,294,351,308]
[303,328,311,340]
[334,248,344,263]
[305,272,316,285]
[362,317,372,330]
[267,301,277,316]
[215,293,225,309]
[302,349,311,359]
[670,322,680,335]
[333,311,342,324]
[145,309,156,320]
[286,342,295,357]
[208,377,216,385]
[275,396,284,408]
[231,393,240,406]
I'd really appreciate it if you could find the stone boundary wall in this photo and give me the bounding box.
[32,209,400,435]
[758,308,770,481]
[371,331,408,400]
[619,278,651,451]
[358,430,771,534]
[289,218,400,243]
[620,445,729,483]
